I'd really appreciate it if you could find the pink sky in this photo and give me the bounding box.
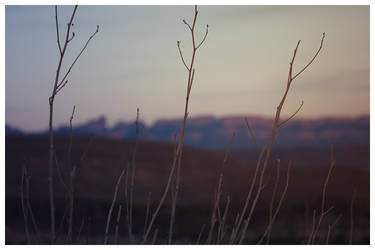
[5,5,369,132]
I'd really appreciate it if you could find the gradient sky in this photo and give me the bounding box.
[5,5,369,132]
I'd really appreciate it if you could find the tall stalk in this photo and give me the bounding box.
[49,5,98,243]
[143,5,208,243]
[232,33,325,244]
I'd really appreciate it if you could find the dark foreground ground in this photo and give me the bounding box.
[5,135,369,244]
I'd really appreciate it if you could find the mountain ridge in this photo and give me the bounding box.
[6,115,369,149]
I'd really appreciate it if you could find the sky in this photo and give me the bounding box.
[5,5,370,132]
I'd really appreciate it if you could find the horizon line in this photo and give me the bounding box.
[6,113,370,133]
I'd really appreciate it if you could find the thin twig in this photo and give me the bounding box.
[177,41,189,71]
[237,33,325,245]
[143,192,152,237]
[182,19,192,31]
[292,33,326,80]
[49,5,98,243]
[24,172,40,242]
[207,133,235,244]
[258,162,291,244]
[245,118,260,151]
[326,214,342,244]
[114,205,123,244]
[196,24,209,49]
[307,209,316,244]
[104,169,125,244]
[67,31,75,43]
[54,6,62,55]
[56,24,99,91]
[310,144,335,244]
[196,224,206,244]
[144,5,208,243]
[127,108,140,243]
[67,105,76,243]
[151,228,159,244]
[229,141,267,244]
[278,100,304,128]
[168,10,207,236]
[218,196,230,244]
[266,158,281,244]
[56,202,69,242]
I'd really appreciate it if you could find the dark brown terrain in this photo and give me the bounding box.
[6,135,369,244]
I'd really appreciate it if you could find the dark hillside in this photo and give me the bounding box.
[6,135,369,244]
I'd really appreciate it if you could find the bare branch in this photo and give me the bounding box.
[278,100,304,127]
[207,133,235,244]
[67,105,76,243]
[56,200,69,239]
[331,214,342,229]
[196,24,209,50]
[70,105,76,125]
[322,206,334,216]
[177,41,189,71]
[288,40,301,83]
[326,214,342,244]
[258,161,291,244]
[49,7,80,238]
[25,177,41,242]
[292,32,325,80]
[191,5,198,32]
[126,108,141,243]
[144,6,208,243]
[230,142,268,243]
[310,144,335,244]
[266,159,281,244]
[54,6,62,55]
[237,33,324,244]
[245,117,259,150]
[104,169,125,244]
[143,192,152,237]
[55,80,68,95]
[307,209,316,244]
[57,25,99,90]
[67,32,75,43]
[182,19,192,31]
[196,224,206,244]
[218,196,230,243]
[114,205,123,244]
[151,228,159,244]
[323,145,335,215]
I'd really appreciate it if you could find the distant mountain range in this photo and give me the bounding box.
[5,115,369,149]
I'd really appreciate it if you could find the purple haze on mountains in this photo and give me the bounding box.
[6,115,369,150]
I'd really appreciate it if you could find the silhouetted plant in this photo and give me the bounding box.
[48,5,98,243]
[142,5,209,243]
